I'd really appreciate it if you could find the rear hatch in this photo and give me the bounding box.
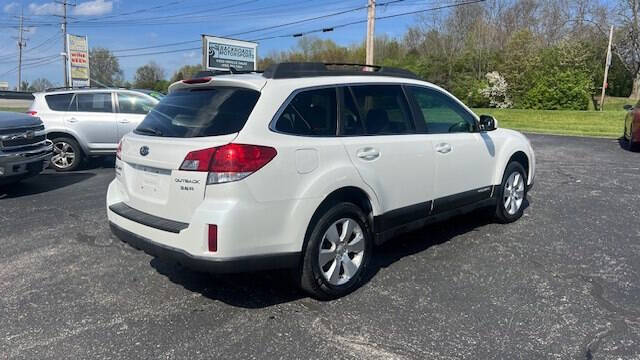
[116,85,261,222]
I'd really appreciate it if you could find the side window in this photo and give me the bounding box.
[118,93,156,114]
[275,88,337,136]
[76,93,113,113]
[408,86,475,134]
[341,88,365,135]
[45,93,74,111]
[350,85,414,135]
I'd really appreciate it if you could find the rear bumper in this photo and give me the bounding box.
[110,222,300,274]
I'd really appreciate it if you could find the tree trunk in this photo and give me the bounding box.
[631,74,640,101]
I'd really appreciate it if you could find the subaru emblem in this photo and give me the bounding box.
[140,146,149,156]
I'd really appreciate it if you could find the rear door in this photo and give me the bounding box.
[116,86,261,221]
[115,92,157,140]
[65,92,117,151]
[340,84,434,221]
[406,86,495,212]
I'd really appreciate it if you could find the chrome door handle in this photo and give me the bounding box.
[435,143,452,154]
[67,117,78,123]
[356,147,380,161]
[119,119,130,124]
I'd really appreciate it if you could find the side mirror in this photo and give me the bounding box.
[478,115,497,132]
[624,104,633,111]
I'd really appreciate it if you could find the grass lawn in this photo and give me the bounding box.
[474,97,629,138]
[0,100,631,139]
[0,107,28,113]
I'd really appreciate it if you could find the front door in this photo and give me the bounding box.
[406,86,495,212]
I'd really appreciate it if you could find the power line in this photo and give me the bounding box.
[0,57,60,79]
[110,40,199,53]
[251,0,486,41]
[114,47,201,58]
[67,0,404,55]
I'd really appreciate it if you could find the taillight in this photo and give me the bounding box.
[116,140,122,160]
[26,111,37,116]
[183,77,211,84]
[180,143,277,184]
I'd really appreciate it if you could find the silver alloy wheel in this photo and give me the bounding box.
[503,171,525,215]
[318,218,365,286]
[51,141,75,169]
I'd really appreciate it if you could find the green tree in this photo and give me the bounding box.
[27,78,54,92]
[499,30,541,107]
[133,61,165,90]
[89,48,124,87]
[170,64,203,83]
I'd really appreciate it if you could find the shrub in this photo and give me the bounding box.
[522,70,592,110]
[480,72,512,108]
[450,76,490,108]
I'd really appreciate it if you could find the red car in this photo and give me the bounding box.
[624,104,639,151]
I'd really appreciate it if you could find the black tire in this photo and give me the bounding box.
[494,162,528,224]
[297,202,373,300]
[50,137,83,172]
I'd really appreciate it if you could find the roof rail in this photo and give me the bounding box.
[44,85,135,92]
[262,62,419,80]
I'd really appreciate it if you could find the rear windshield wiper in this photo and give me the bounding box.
[136,127,163,136]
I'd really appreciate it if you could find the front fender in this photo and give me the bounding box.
[491,129,535,186]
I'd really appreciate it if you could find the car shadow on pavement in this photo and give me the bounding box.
[149,258,304,308]
[84,156,116,170]
[0,172,95,199]
[146,206,510,308]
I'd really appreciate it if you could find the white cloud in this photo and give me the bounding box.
[73,0,112,16]
[28,2,63,16]
[3,2,19,13]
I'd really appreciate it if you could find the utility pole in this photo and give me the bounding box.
[17,9,27,91]
[600,25,614,111]
[55,0,74,87]
[365,0,376,66]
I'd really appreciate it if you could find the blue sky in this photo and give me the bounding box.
[0,0,445,87]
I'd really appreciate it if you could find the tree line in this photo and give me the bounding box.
[259,0,639,110]
[37,0,640,111]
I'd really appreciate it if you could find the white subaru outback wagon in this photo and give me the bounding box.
[107,63,535,299]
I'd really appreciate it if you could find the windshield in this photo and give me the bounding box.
[134,87,260,138]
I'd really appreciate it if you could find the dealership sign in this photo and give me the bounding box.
[66,34,90,87]
[202,35,257,72]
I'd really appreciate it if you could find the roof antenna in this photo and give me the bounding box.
[228,67,238,74]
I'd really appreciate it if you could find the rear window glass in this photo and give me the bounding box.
[274,88,337,136]
[135,87,260,138]
[45,93,74,111]
[77,93,113,113]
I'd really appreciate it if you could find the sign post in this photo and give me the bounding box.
[202,35,258,72]
[66,34,90,88]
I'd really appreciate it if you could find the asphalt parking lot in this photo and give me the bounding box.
[1,134,639,359]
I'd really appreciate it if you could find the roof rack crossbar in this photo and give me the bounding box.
[262,62,419,80]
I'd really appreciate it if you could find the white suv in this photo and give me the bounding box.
[107,63,535,299]
[29,88,162,171]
